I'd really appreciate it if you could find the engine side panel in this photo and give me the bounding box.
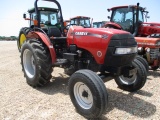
[67,27,114,64]
[67,26,135,64]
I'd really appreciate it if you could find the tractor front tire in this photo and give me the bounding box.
[68,70,108,119]
[115,59,147,92]
[17,27,31,52]
[135,55,149,72]
[21,39,53,87]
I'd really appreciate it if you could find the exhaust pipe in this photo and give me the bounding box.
[133,3,140,37]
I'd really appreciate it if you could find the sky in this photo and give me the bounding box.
[0,0,159,36]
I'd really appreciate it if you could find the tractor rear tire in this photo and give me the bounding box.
[68,70,108,119]
[115,59,147,92]
[21,39,53,87]
[17,27,31,52]
[135,55,149,72]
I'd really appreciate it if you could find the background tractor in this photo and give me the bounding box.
[63,16,92,35]
[19,0,147,119]
[93,21,108,28]
[68,16,92,28]
[105,3,160,70]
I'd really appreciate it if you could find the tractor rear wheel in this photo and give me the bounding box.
[68,70,108,119]
[21,39,53,87]
[17,27,31,52]
[115,59,147,92]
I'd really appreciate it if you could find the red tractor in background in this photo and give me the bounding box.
[68,16,92,28]
[93,21,108,28]
[62,16,92,35]
[18,0,147,119]
[105,3,160,70]
[66,16,107,29]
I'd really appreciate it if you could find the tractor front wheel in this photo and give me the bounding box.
[135,55,149,72]
[68,70,108,119]
[115,59,147,92]
[21,39,53,87]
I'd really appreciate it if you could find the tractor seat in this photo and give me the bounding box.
[45,21,52,26]
[44,21,61,37]
[48,26,67,44]
[48,26,62,37]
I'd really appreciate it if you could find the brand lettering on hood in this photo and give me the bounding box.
[73,32,108,40]
[75,32,88,36]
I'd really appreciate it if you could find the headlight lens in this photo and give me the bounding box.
[115,47,137,54]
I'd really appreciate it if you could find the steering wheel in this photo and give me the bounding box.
[125,19,133,24]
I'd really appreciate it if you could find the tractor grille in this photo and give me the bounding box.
[104,33,137,67]
[150,48,160,59]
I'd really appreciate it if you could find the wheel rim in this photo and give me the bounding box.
[20,34,26,47]
[23,49,35,79]
[119,73,137,85]
[74,82,93,109]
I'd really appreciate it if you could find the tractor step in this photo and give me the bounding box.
[54,59,68,66]
[63,53,78,61]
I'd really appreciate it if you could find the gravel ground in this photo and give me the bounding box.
[0,41,160,120]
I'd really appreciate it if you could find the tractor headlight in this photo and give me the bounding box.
[115,47,137,55]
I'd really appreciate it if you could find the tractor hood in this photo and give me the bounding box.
[67,26,132,45]
[70,27,130,37]
[67,26,136,64]
[84,27,127,35]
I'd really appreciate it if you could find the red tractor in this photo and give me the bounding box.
[18,0,147,119]
[62,16,92,35]
[93,21,108,28]
[69,16,92,28]
[105,3,160,70]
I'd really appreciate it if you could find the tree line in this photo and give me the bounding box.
[0,36,18,41]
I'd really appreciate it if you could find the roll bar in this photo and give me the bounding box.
[34,0,65,36]
[133,3,139,37]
